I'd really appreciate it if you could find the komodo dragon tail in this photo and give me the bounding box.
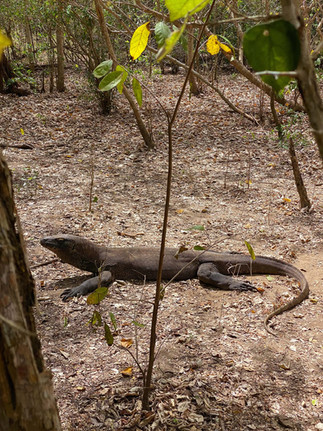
[255,256,309,335]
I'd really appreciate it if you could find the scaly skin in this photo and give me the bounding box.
[40,235,309,335]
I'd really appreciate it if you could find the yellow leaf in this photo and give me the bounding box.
[279,362,290,370]
[176,209,184,214]
[121,367,133,377]
[130,22,150,60]
[283,197,291,202]
[174,245,188,259]
[20,128,24,136]
[121,338,133,348]
[0,31,11,59]
[219,42,232,53]
[76,386,85,391]
[206,35,220,55]
[207,34,232,55]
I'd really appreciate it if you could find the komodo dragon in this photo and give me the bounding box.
[40,234,309,334]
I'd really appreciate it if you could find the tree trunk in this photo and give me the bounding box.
[56,1,65,92]
[0,153,61,431]
[0,53,30,96]
[288,138,311,208]
[270,92,311,209]
[230,2,244,63]
[93,0,154,148]
[187,28,200,95]
[48,25,55,93]
[281,0,323,160]
[24,19,35,73]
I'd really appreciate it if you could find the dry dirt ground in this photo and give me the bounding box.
[1,69,323,430]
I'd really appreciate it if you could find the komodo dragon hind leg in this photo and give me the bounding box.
[61,271,113,302]
[197,262,257,291]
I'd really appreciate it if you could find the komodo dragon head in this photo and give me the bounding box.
[40,234,102,273]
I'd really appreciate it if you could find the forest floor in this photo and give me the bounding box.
[1,68,323,431]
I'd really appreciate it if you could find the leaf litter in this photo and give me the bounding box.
[1,69,323,430]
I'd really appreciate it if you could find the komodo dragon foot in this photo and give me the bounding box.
[61,271,113,302]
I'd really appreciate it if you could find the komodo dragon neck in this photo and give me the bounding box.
[41,234,309,335]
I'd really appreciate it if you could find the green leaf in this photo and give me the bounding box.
[99,71,123,92]
[193,245,205,250]
[90,310,102,326]
[244,241,256,260]
[87,287,109,305]
[165,0,210,21]
[155,22,171,47]
[116,65,128,94]
[156,20,187,62]
[243,20,300,92]
[132,78,142,106]
[93,60,113,78]
[132,320,145,328]
[189,225,205,231]
[104,323,114,346]
[109,312,117,331]
[266,275,274,282]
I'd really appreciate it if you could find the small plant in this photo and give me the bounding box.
[35,113,47,124]
[10,61,36,89]
[87,283,146,374]
[279,110,309,147]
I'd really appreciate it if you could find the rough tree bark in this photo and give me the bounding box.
[281,0,323,160]
[0,153,61,431]
[187,27,200,95]
[56,0,65,92]
[288,138,312,208]
[23,0,35,74]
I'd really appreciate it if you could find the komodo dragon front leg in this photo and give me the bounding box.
[197,262,258,291]
[61,271,113,302]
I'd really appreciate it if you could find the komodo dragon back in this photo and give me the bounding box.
[40,234,309,335]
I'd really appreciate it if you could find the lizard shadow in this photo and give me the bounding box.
[49,275,90,291]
